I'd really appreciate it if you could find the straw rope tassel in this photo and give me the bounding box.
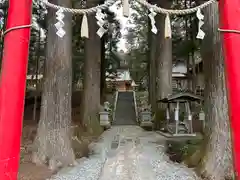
[164,14,172,38]
[122,0,130,17]
[81,14,89,38]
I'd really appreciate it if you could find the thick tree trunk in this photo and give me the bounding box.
[81,0,102,134]
[148,0,159,113]
[156,0,172,100]
[147,18,151,103]
[156,36,172,99]
[32,0,75,171]
[196,2,234,179]
[154,0,172,129]
[148,21,157,112]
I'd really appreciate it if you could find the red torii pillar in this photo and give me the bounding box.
[0,0,239,179]
[219,0,240,178]
[0,0,32,179]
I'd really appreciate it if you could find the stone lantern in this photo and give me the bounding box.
[199,110,205,130]
[99,111,110,128]
[140,108,152,128]
[99,102,111,128]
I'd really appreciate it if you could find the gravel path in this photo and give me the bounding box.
[49,126,200,180]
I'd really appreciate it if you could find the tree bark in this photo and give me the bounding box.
[148,0,159,113]
[147,18,151,103]
[154,0,172,129]
[80,0,102,135]
[148,21,157,113]
[32,0,75,170]
[156,0,172,100]
[196,2,234,179]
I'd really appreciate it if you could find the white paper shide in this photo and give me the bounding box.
[95,9,107,38]
[55,8,66,38]
[148,8,157,34]
[196,9,205,39]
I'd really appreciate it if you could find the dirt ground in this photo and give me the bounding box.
[18,106,95,180]
[18,106,53,180]
[18,91,114,180]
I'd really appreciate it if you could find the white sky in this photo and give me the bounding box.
[109,1,135,52]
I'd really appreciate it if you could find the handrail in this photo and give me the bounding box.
[133,91,138,122]
[112,91,119,122]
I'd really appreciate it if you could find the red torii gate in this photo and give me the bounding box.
[0,0,33,179]
[0,0,239,179]
[219,0,240,177]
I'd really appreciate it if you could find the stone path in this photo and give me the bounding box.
[49,126,200,180]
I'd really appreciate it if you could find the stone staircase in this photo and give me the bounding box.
[113,91,137,125]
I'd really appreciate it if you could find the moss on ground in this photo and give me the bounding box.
[166,139,202,165]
